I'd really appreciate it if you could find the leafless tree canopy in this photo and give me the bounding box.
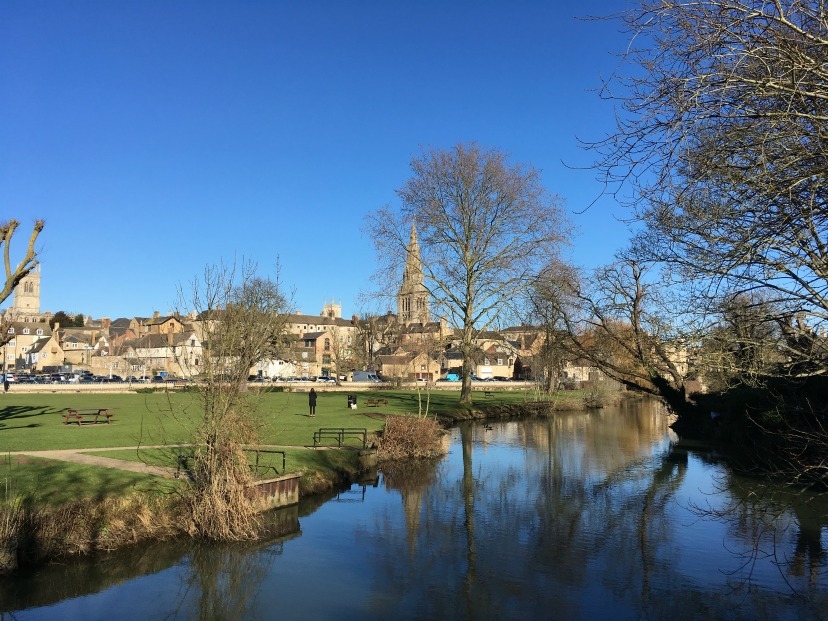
[592,1,828,371]
[566,256,688,403]
[176,261,291,540]
[367,142,570,404]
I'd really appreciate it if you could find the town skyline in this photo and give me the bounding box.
[3,1,635,319]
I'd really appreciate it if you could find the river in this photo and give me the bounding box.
[2,399,827,620]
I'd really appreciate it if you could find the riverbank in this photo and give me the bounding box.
[0,388,613,573]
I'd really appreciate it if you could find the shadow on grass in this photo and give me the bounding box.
[3,454,175,504]
[0,405,55,430]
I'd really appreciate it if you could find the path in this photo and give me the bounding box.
[7,444,302,479]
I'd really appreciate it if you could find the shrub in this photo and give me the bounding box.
[377,415,445,462]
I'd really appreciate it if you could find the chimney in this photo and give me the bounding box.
[153,311,160,319]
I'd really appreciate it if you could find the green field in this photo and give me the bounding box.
[0,388,545,451]
[0,388,549,502]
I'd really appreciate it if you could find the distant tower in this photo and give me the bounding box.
[397,224,430,325]
[13,266,41,316]
[322,299,342,319]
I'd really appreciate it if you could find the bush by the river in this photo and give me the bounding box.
[376,415,445,462]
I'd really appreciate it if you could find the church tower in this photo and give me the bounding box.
[397,224,430,325]
[13,266,41,318]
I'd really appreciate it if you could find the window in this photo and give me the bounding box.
[42,353,48,359]
[6,354,13,360]
[72,343,78,349]
[113,363,119,369]
[21,346,28,352]
[484,358,490,365]
[23,328,29,335]
[324,338,331,351]
[497,358,503,366]
[8,340,14,346]
[36,329,43,335]
[6,328,13,334]
[322,354,331,364]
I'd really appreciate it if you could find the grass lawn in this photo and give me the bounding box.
[1,454,178,504]
[0,388,545,452]
[0,387,557,502]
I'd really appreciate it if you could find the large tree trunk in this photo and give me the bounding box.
[460,356,473,405]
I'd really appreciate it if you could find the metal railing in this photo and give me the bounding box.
[175,446,287,478]
[313,427,368,448]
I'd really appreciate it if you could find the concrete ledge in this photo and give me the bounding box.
[247,472,301,511]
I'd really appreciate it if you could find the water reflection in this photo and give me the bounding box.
[3,402,828,620]
[357,403,828,620]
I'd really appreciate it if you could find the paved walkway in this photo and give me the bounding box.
[8,445,187,478]
[7,444,301,479]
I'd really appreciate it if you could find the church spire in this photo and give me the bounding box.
[397,223,430,325]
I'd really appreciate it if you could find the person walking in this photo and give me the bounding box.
[3,375,9,394]
[308,388,317,417]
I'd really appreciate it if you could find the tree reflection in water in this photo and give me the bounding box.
[358,401,828,620]
[689,466,828,592]
[172,507,298,620]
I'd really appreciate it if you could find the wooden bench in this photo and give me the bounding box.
[63,408,116,425]
[365,399,388,407]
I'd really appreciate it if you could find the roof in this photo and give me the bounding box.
[7,321,52,334]
[301,331,329,340]
[29,336,57,354]
[145,315,179,326]
[286,314,353,328]
[127,334,172,349]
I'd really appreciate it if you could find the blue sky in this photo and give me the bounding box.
[2,0,635,320]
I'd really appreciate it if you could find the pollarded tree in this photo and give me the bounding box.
[368,143,570,405]
[1,219,44,345]
[592,0,828,374]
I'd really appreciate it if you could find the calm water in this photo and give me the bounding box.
[3,400,828,620]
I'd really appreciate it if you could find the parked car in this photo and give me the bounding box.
[316,376,336,383]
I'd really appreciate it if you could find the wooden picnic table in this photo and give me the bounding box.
[63,408,117,426]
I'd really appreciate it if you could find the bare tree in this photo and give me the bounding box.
[528,259,581,394]
[591,0,828,374]
[175,261,291,540]
[696,293,788,391]
[367,143,570,405]
[326,324,355,384]
[565,255,692,415]
[1,220,44,345]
